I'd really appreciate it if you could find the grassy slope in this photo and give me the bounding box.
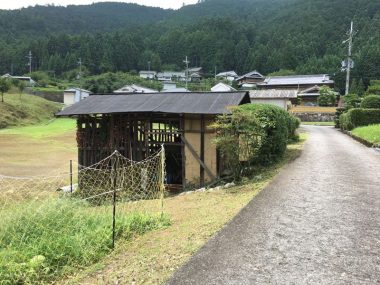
[0,118,76,138]
[65,133,308,284]
[0,118,77,176]
[352,124,380,144]
[0,93,62,129]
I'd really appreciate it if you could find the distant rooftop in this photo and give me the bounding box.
[259,74,334,86]
[250,89,298,99]
[114,84,158,93]
[64,87,91,93]
[236,71,264,81]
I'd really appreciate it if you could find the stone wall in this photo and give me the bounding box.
[293,112,335,122]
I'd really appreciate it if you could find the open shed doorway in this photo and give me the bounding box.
[149,118,183,190]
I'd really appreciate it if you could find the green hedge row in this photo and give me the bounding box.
[340,108,380,130]
[237,104,300,164]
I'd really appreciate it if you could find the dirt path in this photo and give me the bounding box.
[167,126,380,285]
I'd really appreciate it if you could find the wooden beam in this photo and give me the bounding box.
[200,115,205,187]
[181,136,217,182]
[180,116,186,190]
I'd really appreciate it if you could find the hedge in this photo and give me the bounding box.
[340,108,380,130]
[361,95,380,109]
[234,104,300,165]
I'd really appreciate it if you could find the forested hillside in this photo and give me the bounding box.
[0,0,379,90]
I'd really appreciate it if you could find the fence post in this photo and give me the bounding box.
[111,152,118,249]
[160,145,165,217]
[70,160,73,193]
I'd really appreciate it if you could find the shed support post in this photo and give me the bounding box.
[200,115,205,187]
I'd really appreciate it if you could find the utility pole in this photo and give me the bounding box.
[26,51,32,74]
[183,56,190,90]
[344,21,354,96]
[78,58,83,99]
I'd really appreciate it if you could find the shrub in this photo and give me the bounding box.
[361,95,380,109]
[317,86,337,107]
[340,108,380,130]
[213,104,299,178]
[343,94,362,110]
[334,107,346,128]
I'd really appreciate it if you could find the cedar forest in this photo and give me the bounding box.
[0,0,379,93]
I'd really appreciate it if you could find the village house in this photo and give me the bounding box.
[216,71,239,82]
[257,74,334,90]
[297,85,339,106]
[236,71,265,87]
[211,82,237,92]
[63,88,91,106]
[157,71,186,82]
[250,89,298,110]
[113,84,158,93]
[56,92,251,189]
[139,70,157,80]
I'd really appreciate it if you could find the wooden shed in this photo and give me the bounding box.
[56,92,250,190]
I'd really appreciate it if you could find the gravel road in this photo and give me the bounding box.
[167,126,380,285]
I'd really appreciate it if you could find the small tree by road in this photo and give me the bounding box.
[318,86,337,107]
[0,78,11,102]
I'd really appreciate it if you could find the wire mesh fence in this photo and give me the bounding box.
[0,146,166,284]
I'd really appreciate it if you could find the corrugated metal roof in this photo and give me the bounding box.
[250,89,298,99]
[56,92,250,116]
[259,74,334,86]
[64,88,91,93]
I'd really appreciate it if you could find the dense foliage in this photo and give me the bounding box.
[360,95,380,109]
[340,108,380,130]
[0,0,379,93]
[213,104,299,179]
[317,86,337,107]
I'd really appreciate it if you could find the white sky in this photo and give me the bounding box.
[0,0,199,10]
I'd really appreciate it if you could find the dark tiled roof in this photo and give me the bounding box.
[56,92,250,116]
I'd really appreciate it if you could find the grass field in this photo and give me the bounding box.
[0,93,62,129]
[352,124,380,144]
[0,118,77,176]
[64,134,308,285]
[301,121,335,126]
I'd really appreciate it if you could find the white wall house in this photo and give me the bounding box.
[113,84,158,93]
[63,88,91,106]
[216,71,238,82]
[211,82,237,92]
[139,71,157,80]
[250,89,298,110]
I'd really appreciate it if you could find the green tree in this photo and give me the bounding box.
[318,86,337,107]
[0,78,11,102]
[17,80,26,100]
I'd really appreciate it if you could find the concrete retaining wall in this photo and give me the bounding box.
[293,112,335,122]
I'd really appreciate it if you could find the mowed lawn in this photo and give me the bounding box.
[352,124,380,144]
[0,118,77,176]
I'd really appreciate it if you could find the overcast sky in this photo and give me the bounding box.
[0,0,199,10]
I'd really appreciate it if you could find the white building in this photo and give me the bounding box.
[157,71,186,82]
[114,84,158,94]
[216,71,238,82]
[249,89,298,110]
[139,71,157,80]
[211,82,237,92]
[63,88,91,106]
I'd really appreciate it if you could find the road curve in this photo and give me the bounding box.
[167,126,380,285]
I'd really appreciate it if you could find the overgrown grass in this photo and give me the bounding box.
[0,198,170,284]
[352,124,380,144]
[0,93,62,129]
[0,118,76,138]
[301,121,335,126]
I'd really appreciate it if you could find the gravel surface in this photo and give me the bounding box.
[167,126,380,285]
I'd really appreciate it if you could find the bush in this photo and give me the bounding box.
[213,104,299,178]
[340,108,380,130]
[343,94,362,110]
[317,86,337,107]
[361,95,380,109]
